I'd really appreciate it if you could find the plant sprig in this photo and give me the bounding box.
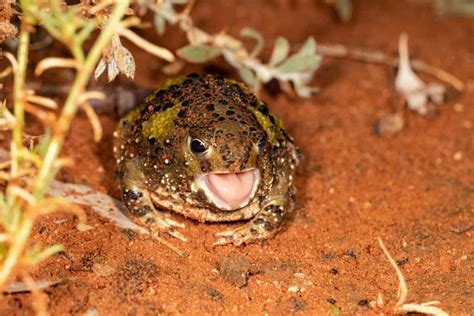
[0,0,132,294]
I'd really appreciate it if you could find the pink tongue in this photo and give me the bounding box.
[207,171,255,208]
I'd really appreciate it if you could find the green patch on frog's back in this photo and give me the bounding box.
[141,103,181,139]
[118,105,141,129]
[247,105,284,146]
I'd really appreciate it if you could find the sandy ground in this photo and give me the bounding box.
[1,0,473,314]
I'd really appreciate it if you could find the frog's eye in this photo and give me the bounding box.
[190,138,209,155]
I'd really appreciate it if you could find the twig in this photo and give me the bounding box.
[317,43,464,91]
[0,0,132,293]
[377,237,407,307]
[371,237,450,316]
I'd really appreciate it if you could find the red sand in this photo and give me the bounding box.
[1,0,473,314]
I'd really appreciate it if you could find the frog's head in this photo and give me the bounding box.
[185,99,270,211]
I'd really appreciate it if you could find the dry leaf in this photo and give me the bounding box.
[395,33,447,115]
[94,35,136,82]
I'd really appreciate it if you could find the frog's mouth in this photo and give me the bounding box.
[196,169,260,211]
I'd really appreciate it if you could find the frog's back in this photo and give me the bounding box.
[115,73,293,161]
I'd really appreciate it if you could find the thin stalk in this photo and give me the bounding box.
[0,215,33,289]
[10,27,30,177]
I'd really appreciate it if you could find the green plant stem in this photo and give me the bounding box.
[0,1,130,291]
[0,25,31,289]
[0,216,33,289]
[10,27,30,177]
[33,0,131,199]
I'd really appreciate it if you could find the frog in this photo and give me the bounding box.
[113,73,299,245]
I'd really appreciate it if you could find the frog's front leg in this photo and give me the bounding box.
[119,159,187,241]
[214,195,293,246]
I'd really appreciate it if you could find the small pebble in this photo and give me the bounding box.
[76,223,94,232]
[288,285,303,293]
[453,151,463,161]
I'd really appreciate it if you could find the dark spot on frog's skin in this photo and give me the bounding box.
[206,104,215,111]
[269,115,276,125]
[218,117,225,122]
[218,99,228,105]
[204,92,211,98]
[169,85,179,92]
[172,91,180,98]
[188,72,199,78]
[182,99,192,107]
[164,139,172,147]
[226,110,235,115]
[163,102,174,110]
[148,137,156,144]
[212,113,220,118]
[155,89,166,98]
[178,109,186,118]
[258,105,269,115]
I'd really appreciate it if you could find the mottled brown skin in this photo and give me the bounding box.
[114,73,298,245]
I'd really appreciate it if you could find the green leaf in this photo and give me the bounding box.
[23,243,64,266]
[238,67,257,87]
[269,36,290,66]
[298,36,317,55]
[277,53,321,73]
[240,27,264,58]
[177,44,221,63]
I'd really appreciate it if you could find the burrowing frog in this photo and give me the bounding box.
[113,73,298,245]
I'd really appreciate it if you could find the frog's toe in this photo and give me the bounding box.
[160,227,188,242]
[142,213,188,242]
[162,216,186,229]
[214,225,263,246]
